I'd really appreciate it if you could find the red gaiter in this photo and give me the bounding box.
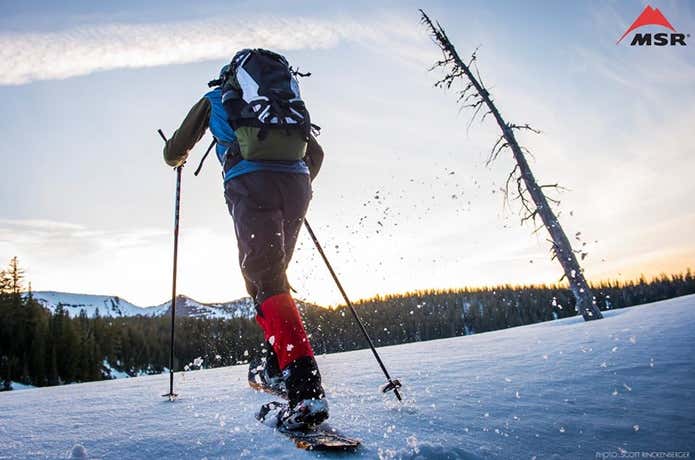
[255,293,314,370]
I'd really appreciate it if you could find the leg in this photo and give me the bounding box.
[225,172,323,407]
[225,173,289,303]
[280,174,312,270]
[270,174,324,406]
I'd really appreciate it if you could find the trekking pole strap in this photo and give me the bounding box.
[194,138,217,176]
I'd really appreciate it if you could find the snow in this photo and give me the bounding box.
[31,291,167,318]
[101,360,131,380]
[5,381,35,391]
[70,444,88,458]
[29,291,256,319]
[1,295,694,458]
[181,297,256,320]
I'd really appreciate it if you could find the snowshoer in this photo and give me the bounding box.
[162,48,327,430]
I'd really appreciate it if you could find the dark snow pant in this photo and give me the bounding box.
[224,171,311,304]
[224,171,323,399]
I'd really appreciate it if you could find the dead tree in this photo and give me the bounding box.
[420,10,602,321]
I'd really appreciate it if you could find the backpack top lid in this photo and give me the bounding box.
[227,49,298,102]
[219,49,308,129]
[208,49,290,89]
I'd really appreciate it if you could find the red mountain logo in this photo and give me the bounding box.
[617,5,687,46]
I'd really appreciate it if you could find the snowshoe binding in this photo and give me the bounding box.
[257,398,329,431]
[256,356,329,431]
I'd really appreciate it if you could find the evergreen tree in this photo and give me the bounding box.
[1,256,693,389]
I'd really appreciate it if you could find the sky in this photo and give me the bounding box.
[1,0,694,307]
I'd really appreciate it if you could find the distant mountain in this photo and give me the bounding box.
[165,295,256,320]
[30,291,256,320]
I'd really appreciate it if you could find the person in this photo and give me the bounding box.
[162,49,327,430]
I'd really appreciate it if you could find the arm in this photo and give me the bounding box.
[163,97,211,167]
[304,134,324,181]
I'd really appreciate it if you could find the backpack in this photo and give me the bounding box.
[210,49,313,161]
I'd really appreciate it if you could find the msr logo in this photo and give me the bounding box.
[617,5,688,46]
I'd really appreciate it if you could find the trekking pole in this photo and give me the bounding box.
[158,128,180,401]
[303,219,402,401]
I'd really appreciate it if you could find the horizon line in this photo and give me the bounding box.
[22,267,693,309]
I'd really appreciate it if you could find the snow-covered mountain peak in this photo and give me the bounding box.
[30,291,256,319]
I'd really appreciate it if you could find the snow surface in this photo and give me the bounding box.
[1,295,694,459]
[4,382,35,391]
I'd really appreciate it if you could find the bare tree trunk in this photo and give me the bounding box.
[508,133,602,320]
[420,10,602,321]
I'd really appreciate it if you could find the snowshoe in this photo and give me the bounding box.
[256,400,357,451]
[257,356,329,431]
[256,398,329,431]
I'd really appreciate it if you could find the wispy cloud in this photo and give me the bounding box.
[0,219,84,231]
[0,15,424,85]
[0,219,168,258]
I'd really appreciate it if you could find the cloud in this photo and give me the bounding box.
[0,15,425,85]
[0,219,84,231]
[0,219,168,259]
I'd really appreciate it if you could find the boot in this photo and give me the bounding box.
[248,341,287,398]
[257,356,328,430]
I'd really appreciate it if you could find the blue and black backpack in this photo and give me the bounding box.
[209,49,314,161]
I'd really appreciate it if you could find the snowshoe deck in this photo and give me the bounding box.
[276,424,361,451]
[248,379,288,399]
[256,401,359,451]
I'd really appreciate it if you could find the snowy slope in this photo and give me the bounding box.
[172,295,256,320]
[1,295,694,459]
[30,291,255,319]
